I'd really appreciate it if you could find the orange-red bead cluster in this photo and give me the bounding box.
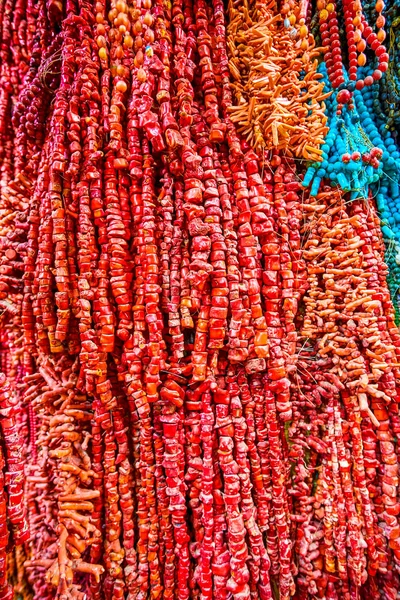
[319,0,389,93]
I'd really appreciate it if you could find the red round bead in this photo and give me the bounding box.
[379,62,388,73]
[380,52,389,63]
[342,153,351,163]
[373,69,382,81]
[349,51,357,61]
[320,22,329,32]
[364,76,374,87]
[363,26,373,37]
[366,34,374,44]
[370,39,380,51]
[337,89,352,104]
[370,147,382,158]
[352,152,361,161]
[355,80,364,90]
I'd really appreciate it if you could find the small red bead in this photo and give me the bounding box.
[370,147,382,158]
[320,22,329,32]
[352,152,361,161]
[363,26,373,37]
[355,80,364,90]
[364,76,374,87]
[379,62,388,73]
[337,89,352,104]
[373,69,382,80]
[371,39,380,51]
[375,45,385,56]
[349,51,357,61]
[366,34,374,44]
[380,52,389,62]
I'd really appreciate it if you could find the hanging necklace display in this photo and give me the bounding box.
[303,0,397,198]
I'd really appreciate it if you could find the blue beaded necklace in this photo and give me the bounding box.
[304,62,400,317]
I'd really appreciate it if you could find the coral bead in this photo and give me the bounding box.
[337,89,352,105]
[357,53,366,66]
[357,39,366,52]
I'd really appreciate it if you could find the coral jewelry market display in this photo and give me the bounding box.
[1,0,400,597]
